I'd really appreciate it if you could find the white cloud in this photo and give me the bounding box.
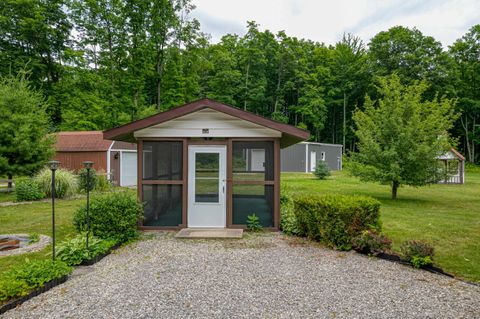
[190,0,480,46]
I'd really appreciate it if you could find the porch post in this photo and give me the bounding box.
[274,139,281,230]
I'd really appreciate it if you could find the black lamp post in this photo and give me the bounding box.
[82,161,94,254]
[48,160,60,260]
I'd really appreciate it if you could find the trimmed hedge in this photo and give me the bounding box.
[293,194,381,250]
[73,191,143,243]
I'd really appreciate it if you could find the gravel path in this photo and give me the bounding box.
[2,232,479,319]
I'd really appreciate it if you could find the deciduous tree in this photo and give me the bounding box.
[350,75,457,199]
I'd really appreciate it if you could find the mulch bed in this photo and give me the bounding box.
[0,244,121,315]
[373,252,454,278]
[79,243,121,266]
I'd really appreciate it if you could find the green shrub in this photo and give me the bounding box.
[56,233,116,266]
[73,191,143,243]
[78,168,98,192]
[15,178,44,201]
[95,169,111,192]
[34,167,78,198]
[313,161,330,179]
[352,230,392,255]
[246,214,262,232]
[401,240,434,268]
[0,259,72,302]
[293,194,381,250]
[280,191,301,235]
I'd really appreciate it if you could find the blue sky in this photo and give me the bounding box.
[191,0,480,47]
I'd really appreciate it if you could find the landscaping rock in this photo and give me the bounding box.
[2,233,479,319]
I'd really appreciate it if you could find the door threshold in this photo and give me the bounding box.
[175,228,243,239]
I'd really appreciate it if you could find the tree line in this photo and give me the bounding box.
[0,0,478,163]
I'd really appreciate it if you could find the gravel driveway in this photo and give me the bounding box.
[2,232,479,319]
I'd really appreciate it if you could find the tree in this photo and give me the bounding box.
[449,25,480,163]
[332,33,369,153]
[368,26,453,99]
[0,73,55,182]
[0,0,72,124]
[350,75,457,199]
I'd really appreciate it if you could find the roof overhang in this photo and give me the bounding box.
[103,99,309,148]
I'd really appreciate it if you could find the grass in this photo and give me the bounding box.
[0,198,82,274]
[282,170,480,283]
[0,191,15,203]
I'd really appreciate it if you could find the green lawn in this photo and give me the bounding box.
[0,198,82,273]
[282,170,480,283]
[0,192,15,203]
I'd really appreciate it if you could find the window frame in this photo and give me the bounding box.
[138,138,188,229]
[228,138,280,229]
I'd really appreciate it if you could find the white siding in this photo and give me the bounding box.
[134,108,281,138]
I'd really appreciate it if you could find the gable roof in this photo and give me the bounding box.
[438,148,466,161]
[103,98,310,147]
[55,131,113,152]
[55,131,136,152]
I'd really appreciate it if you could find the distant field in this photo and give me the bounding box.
[282,169,480,283]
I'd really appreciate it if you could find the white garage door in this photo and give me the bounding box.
[120,152,137,186]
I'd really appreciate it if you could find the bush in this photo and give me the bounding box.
[78,168,99,192]
[293,194,381,250]
[56,233,116,266]
[95,169,111,192]
[15,178,44,201]
[73,191,143,243]
[35,167,78,198]
[313,161,330,179]
[280,190,301,235]
[352,230,392,255]
[401,240,434,268]
[0,259,72,302]
[246,214,262,232]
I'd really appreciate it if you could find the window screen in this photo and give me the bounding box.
[143,184,182,226]
[232,184,274,227]
[143,141,183,180]
[232,141,274,181]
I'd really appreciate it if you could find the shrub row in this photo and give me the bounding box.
[293,194,381,250]
[15,167,111,202]
[281,191,435,268]
[56,233,117,266]
[0,260,72,303]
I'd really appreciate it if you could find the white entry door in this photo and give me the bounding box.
[188,145,226,228]
[120,152,137,186]
[310,151,317,172]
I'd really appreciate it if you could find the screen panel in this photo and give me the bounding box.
[232,141,274,181]
[143,184,182,226]
[232,184,274,227]
[142,141,183,180]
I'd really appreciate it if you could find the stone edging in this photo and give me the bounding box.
[0,234,51,257]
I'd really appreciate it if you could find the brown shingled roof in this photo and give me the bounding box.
[103,98,310,148]
[55,131,113,152]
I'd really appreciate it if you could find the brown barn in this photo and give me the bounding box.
[54,131,137,186]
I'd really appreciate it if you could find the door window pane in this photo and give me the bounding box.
[195,153,219,203]
[143,141,183,180]
[143,184,182,226]
[233,141,274,181]
[232,184,273,227]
